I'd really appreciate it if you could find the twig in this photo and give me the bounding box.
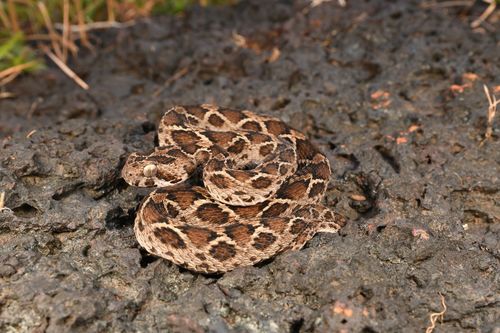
[38,1,63,60]
[425,293,447,333]
[420,1,474,8]
[24,34,78,54]
[73,0,93,50]
[40,45,89,90]
[54,20,136,33]
[0,91,14,99]
[0,2,11,29]
[471,0,497,28]
[480,84,499,145]
[26,129,37,138]
[0,61,39,87]
[6,0,19,32]
[0,191,12,214]
[310,0,347,7]
[0,62,38,80]
[107,0,116,22]
[62,0,70,62]
[0,72,20,86]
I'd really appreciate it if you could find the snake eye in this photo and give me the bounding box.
[143,164,157,177]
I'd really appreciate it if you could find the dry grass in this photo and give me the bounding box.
[471,0,498,28]
[0,0,235,92]
[420,0,499,28]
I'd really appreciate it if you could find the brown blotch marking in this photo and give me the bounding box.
[261,163,279,175]
[246,132,271,144]
[196,203,229,224]
[171,130,200,145]
[163,110,187,126]
[204,131,237,144]
[279,149,295,163]
[208,113,225,127]
[294,207,310,217]
[219,108,247,123]
[136,220,145,231]
[167,190,202,210]
[309,183,326,198]
[242,121,262,131]
[259,144,274,157]
[153,227,186,249]
[207,159,225,172]
[294,233,312,248]
[149,246,157,254]
[276,180,310,200]
[209,174,229,189]
[250,256,257,262]
[198,263,210,271]
[186,115,200,125]
[225,224,255,245]
[262,217,288,233]
[252,232,277,250]
[149,155,176,165]
[195,253,207,261]
[324,210,334,220]
[156,169,181,183]
[180,226,217,248]
[227,139,246,154]
[166,203,179,218]
[312,162,331,180]
[232,204,265,219]
[134,180,140,186]
[296,139,318,160]
[290,218,308,235]
[265,120,290,135]
[167,148,188,159]
[142,200,168,223]
[144,179,155,187]
[184,105,207,119]
[171,130,201,154]
[128,155,143,163]
[210,241,236,261]
[252,177,273,189]
[195,150,210,163]
[262,202,289,218]
[227,170,253,182]
[337,215,347,227]
[279,165,289,176]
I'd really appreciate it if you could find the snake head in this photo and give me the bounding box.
[122,148,195,187]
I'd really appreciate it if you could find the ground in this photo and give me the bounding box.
[0,0,499,332]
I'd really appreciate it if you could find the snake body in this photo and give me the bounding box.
[122,105,344,273]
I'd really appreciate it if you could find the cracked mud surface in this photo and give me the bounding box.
[0,0,498,332]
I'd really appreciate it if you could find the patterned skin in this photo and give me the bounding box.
[122,104,345,273]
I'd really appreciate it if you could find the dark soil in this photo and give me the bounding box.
[1,0,499,332]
